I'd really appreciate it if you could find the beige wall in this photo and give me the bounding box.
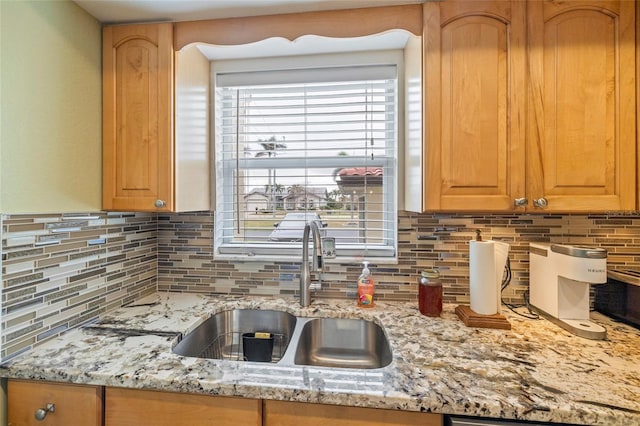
[0,0,102,213]
[0,0,3,215]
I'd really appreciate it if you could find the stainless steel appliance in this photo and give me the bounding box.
[447,417,562,425]
[594,269,640,328]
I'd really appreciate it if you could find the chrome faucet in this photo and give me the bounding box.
[300,220,323,307]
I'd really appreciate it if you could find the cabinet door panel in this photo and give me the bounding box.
[105,387,261,426]
[527,0,635,211]
[263,400,442,426]
[8,380,103,426]
[103,23,174,211]
[425,1,526,211]
[442,16,507,190]
[116,38,157,195]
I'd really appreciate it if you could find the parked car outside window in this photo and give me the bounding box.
[268,212,325,242]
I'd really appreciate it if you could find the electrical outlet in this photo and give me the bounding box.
[322,237,336,259]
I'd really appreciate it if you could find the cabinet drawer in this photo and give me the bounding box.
[105,387,261,426]
[8,379,103,426]
[264,400,442,426]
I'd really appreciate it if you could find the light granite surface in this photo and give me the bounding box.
[2,292,639,425]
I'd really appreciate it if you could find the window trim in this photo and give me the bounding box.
[211,50,405,263]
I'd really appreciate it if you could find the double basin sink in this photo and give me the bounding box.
[172,309,392,369]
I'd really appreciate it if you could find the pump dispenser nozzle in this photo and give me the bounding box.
[357,260,375,308]
[361,261,370,276]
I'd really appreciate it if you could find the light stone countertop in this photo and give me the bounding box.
[1,292,639,425]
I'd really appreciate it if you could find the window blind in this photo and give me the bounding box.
[214,65,398,259]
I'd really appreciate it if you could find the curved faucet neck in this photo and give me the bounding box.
[300,220,323,307]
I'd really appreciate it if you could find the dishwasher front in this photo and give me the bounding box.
[446,416,576,426]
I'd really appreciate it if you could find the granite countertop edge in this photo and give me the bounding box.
[2,292,639,425]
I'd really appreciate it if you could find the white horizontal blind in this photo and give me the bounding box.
[214,65,397,259]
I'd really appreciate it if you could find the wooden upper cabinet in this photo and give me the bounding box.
[103,23,174,211]
[527,0,636,212]
[424,0,636,212]
[424,1,527,211]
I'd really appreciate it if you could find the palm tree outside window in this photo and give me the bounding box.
[255,136,287,216]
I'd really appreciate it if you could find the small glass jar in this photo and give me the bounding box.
[418,269,442,317]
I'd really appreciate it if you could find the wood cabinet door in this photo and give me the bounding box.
[424,1,526,211]
[527,0,636,212]
[8,380,103,426]
[263,400,442,426]
[105,387,261,426]
[103,23,174,211]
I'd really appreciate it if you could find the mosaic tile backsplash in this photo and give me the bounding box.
[157,212,640,305]
[3,210,640,360]
[1,212,157,360]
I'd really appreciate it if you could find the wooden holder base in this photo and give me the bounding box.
[455,305,511,330]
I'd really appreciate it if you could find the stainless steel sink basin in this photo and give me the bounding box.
[292,318,392,369]
[172,309,296,362]
[173,310,392,369]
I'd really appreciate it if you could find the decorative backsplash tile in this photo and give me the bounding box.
[3,209,640,360]
[157,211,640,307]
[1,212,156,360]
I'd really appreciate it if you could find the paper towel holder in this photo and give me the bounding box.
[455,305,511,330]
[457,233,512,330]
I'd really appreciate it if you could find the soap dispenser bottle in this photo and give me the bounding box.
[357,261,375,308]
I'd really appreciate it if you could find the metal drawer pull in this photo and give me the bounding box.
[34,403,55,421]
[154,199,166,208]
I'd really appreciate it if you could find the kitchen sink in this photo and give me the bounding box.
[292,318,392,369]
[172,309,297,362]
[173,310,392,369]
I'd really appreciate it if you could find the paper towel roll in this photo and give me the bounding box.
[469,240,498,315]
[469,240,510,315]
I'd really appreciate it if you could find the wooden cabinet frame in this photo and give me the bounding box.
[263,399,442,426]
[105,387,261,426]
[103,6,422,212]
[424,0,636,213]
[8,380,103,426]
[103,23,174,211]
[7,379,443,426]
[103,2,636,213]
[174,5,422,48]
[424,0,527,211]
[526,0,636,212]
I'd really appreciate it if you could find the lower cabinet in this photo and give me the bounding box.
[7,379,103,426]
[7,379,442,426]
[263,399,442,426]
[104,387,261,426]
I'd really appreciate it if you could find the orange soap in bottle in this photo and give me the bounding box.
[357,261,375,308]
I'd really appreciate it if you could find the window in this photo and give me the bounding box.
[214,54,399,261]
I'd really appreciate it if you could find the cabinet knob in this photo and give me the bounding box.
[154,199,166,208]
[34,403,55,421]
[514,197,528,207]
[533,197,548,208]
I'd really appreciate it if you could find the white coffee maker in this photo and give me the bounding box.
[529,243,607,339]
